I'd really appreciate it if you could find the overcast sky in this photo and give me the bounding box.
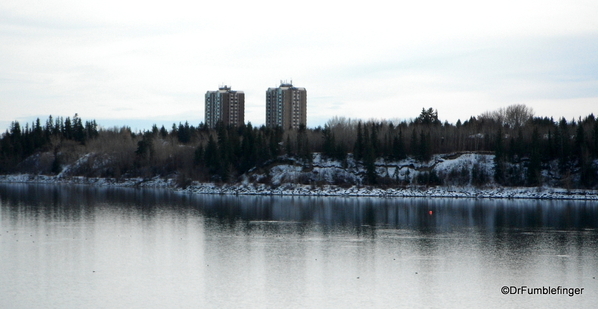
[1,0,597,131]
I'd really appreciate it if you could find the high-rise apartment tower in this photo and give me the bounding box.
[205,86,245,128]
[265,82,307,129]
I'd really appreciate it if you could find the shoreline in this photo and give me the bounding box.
[1,174,597,200]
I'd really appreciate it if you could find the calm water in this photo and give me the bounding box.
[1,184,597,308]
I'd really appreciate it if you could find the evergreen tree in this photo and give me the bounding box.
[391,129,406,161]
[177,121,191,144]
[296,125,311,162]
[63,117,72,140]
[159,125,168,139]
[322,125,336,159]
[370,123,379,158]
[363,141,377,185]
[546,129,555,161]
[526,127,541,186]
[32,118,45,149]
[204,135,220,177]
[216,124,234,181]
[410,129,418,157]
[414,107,441,126]
[194,144,204,166]
[54,117,62,137]
[72,114,86,143]
[335,139,348,162]
[256,133,270,165]
[85,120,99,140]
[9,122,23,159]
[268,127,282,158]
[575,123,596,188]
[557,118,571,174]
[353,121,364,160]
[494,127,506,185]
[44,116,54,138]
[418,130,432,162]
[240,124,257,173]
[170,123,178,138]
[574,124,586,159]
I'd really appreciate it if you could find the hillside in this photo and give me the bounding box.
[2,151,597,200]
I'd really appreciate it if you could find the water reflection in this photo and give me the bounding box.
[192,195,598,234]
[1,184,597,309]
[2,184,597,232]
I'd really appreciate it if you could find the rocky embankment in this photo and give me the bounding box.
[1,173,597,200]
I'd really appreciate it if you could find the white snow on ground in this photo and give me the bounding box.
[1,173,596,200]
[1,152,597,200]
[270,165,303,186]
[58,153,93,177]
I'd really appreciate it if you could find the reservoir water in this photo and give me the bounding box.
[1,184,597,308]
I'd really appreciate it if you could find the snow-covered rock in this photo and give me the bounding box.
[1,174,597,200]
[2,152,597,200]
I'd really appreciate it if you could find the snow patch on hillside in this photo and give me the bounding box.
[2,152,597,200]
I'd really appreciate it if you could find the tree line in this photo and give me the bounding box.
[1,105,597,188]
[0,114,98,174]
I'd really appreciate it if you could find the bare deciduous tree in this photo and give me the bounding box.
[479,104,534,129]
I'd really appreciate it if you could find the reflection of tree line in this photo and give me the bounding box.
[0,184,189,221]
[197,196,598,230]
[2,184,596,229]
[1,104,597,188]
